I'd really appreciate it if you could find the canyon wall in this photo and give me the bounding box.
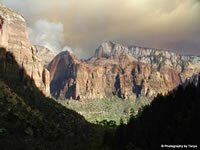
[0,5,50,96]
[50,41,200,100]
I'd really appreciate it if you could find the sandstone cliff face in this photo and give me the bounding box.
[50,41,200,100]
[0,5,50,96]
[49,51,80,99]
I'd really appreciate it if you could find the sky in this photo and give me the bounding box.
[0,0,200,58]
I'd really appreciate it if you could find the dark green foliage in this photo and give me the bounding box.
[0,78,104,149]
[60,97,149,125]
[108,80,200,150]
[0,48,104,150]
[96,120,117,128]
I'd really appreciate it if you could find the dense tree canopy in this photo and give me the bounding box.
[108,80,200,150]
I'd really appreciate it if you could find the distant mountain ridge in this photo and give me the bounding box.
[94,41,200,68]
[49,41,200,100]
[1,4,199,101]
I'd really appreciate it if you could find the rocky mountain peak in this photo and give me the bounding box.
[33,45,56,66]
[50,41,200,100]
[95,41,115,58]
[0,4,25,21]
[49,51,81,99]
[49,50,80,82]
[52,50,80,65]
[95,41,200,69]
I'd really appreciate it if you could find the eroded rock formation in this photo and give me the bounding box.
[50,41,200,100]
[0,5,50,96]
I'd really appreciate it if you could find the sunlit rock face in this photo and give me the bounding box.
[50,41,200,100]
[0,5,50,96]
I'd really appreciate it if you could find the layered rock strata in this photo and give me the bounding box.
[50,41,200,100]
[0,5,50,96]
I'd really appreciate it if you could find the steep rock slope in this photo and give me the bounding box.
[0,5,50,96]
[49,51,81,99]
[34,45,55,66]
[50,41,200,100]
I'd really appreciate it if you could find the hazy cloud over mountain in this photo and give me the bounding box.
[1,0,200,58]
[28,20,64,54]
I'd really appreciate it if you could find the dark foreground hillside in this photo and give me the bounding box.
[106,78,200,150]
[0,48,104,150]
[1,46,200,150]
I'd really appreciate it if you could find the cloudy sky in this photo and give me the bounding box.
[1,0,200,58]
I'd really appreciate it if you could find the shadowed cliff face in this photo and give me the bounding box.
[0,5,50,96]
[0,6,104,149]
[49,41,200,100]
[49,51,80,99]
[0,46,105,150]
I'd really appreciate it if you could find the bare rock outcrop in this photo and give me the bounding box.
[34,45,55,66]
[49,51,80,99]
[50,41,200,100]
[0,5,50,96]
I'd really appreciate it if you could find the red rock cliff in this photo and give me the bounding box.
[0,5,50,96]
[49,41,200,100]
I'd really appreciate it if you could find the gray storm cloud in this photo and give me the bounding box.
[0,0,200,58]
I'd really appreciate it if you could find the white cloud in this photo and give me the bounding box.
[28,19,65,54]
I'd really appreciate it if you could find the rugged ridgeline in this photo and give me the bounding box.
[50,41,200,100]
[0,5,50,96]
